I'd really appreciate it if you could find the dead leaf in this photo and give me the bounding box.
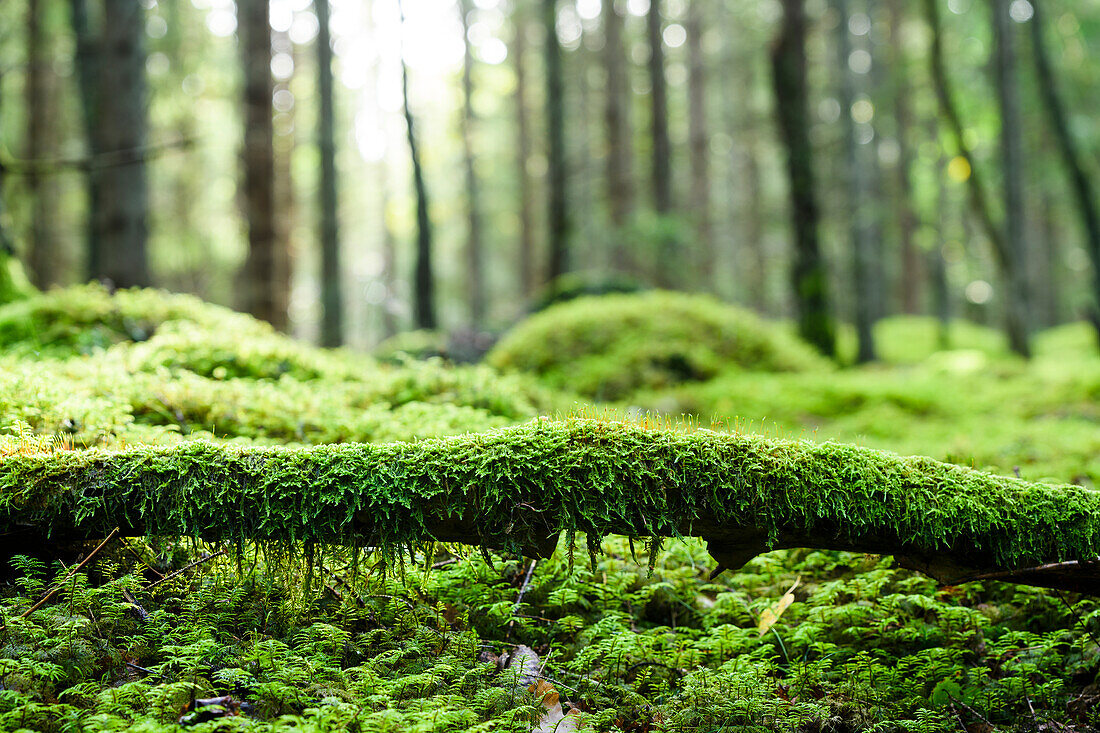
[757,576,800,636]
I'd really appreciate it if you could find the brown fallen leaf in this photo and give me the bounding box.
[757,576,801,636]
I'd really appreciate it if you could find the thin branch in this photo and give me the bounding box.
[0,137,193,177]
[143,547,227,591]
[20,527,119,618]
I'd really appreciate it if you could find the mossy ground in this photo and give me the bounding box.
[487,291,830,400]
[2,287,1100,731]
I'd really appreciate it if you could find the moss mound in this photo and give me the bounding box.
[0,286,567,449]
[487,291,830,399]
[0,283,266,357]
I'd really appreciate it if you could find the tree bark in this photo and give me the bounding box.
[603,0,634,274]
[771,0,836,358]
[26,0,64,289]
[922,0,1029,357]
[459,0,487,326]
[512,6,537,296]
[238,0,284,328]
[647,0,674,286]
[69,0,151,289]
[399,0,436,330]
[316,0,343,346]
[1028,0,1100,345]
[835,0,877,363]
[990,0,1032,357]
[544,0,569,283]
[890,0,920,315]
[686,0,712,288]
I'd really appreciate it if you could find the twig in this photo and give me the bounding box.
[0,137,193,176]
[126,661,156,675]
[119,537,164,580]
[948,693,995,730]
[143,548,227,591]
[20,527,119,619]
[432,558,459,569]
[1055,589,1100,651]
[964,557,1100,582]
[948,702,968,733]
[507,559,539,638]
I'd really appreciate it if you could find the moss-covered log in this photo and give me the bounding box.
[2,419,1098,593]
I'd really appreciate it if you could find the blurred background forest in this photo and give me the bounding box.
[1,0,1099,360]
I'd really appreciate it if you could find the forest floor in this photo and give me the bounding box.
[1,287,1098,732]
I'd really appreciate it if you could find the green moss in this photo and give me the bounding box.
[834,316,1009,365]
[487,291,830,399]
[3,419,1097,572]
[0,283,268,357]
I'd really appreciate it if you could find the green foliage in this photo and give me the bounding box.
[3,286,1100,730]
[487,291,830,399]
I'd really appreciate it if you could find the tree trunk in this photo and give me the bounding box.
[512,6,537,297]
[647,0,674,286]
[544,0,569,282]
[238,0,283,327]
[69,0,151,289]
[26,0,64,289]
[686,0,712,289]
[922,0,1029,357]
[890,0,920,315]
[990,0,1032,357]
[602,0,634,273]
[7,421,1100,595]
[771,0,836,358]
[835,0,877,363]
[272,30,295,336]
[315,0,343,346]
[932,143,952,349]
[399,0,436,330]
[1028,0,1100,345]
[459,0,487,326]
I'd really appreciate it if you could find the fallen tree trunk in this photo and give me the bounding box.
[2,419,1098,593]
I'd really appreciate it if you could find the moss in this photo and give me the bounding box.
[0,283,268,357]
[3,419,1097,572]
[487,291,830,399]
[835,315,1009,365]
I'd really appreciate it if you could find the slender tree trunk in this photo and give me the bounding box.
[512,7,537,297]
[458,0,486,326]
[932,148,952,349]
[890,0,920,314]
[0,68,11,260]
[771,0,835,357]
[544,0,569,282]
[26,0,63,288]
[238,0,283,327]
[990,0,1031,357]
[69,0,151,289]
[686,0,712,289]
[399,1,436,330]
[1029,0,1100,344]
[603,0,634,273]
[744,141,767,311]
[316,0,342,346]
[272,31,295,334]
[922,0,1029,356]
[647,0,674,286]
[835,0,876,362]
